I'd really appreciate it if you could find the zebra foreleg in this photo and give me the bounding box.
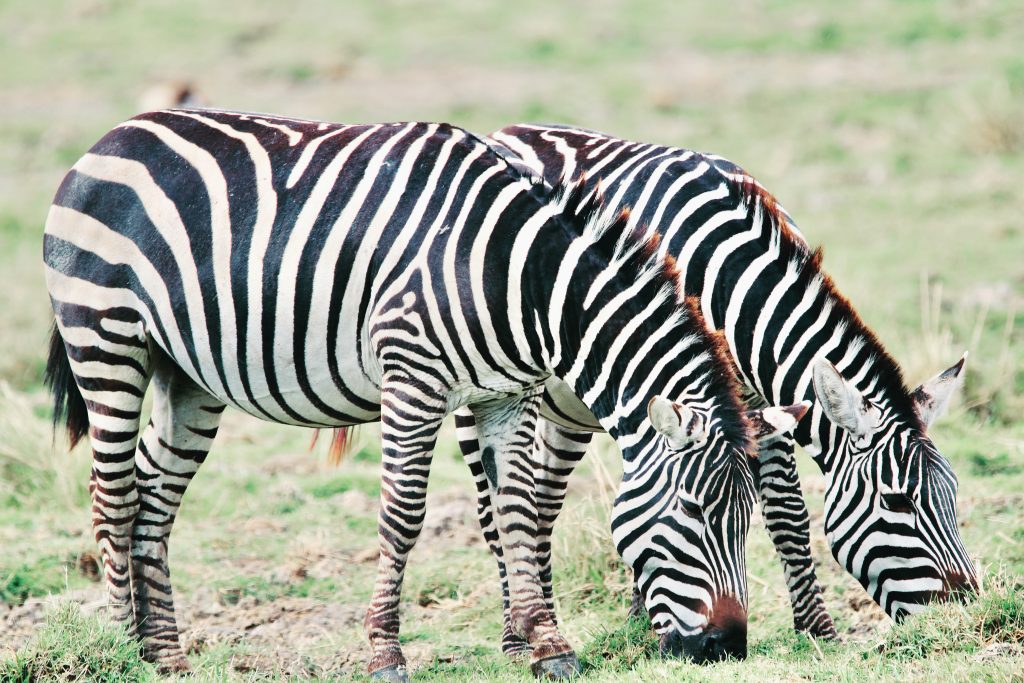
[459,409,596,661]
[750,438,837,639]
[455,408,527,659]
[131,356,225,672]
[471,392,581,680]
[533,422,591,617]
[365,385,446,682]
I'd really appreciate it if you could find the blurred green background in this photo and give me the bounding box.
[1,1,1022,680]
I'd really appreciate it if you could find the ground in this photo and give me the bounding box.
[1,1,1023,681]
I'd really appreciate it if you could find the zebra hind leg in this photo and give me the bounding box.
[751,438,838,639]
[364,385,447,682]
[51,317,151,635]
[471,392,580,680]
[131,354,226,672]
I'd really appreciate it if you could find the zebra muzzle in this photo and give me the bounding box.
[659,595,748,663]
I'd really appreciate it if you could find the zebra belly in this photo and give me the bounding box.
[142,319,384,429]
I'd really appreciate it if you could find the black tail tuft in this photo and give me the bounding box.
[44,322,89,449]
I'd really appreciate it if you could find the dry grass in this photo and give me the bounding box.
[0,384,89,510]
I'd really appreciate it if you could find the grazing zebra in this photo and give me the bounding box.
[43,110,787,679]
[457,124,978,653]
[458,401,810,657]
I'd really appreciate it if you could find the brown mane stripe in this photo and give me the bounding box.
[561,173,757,456]
[732,170,919,427]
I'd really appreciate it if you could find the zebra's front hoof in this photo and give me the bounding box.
[503,640,533,662]
[530,652,582,680]
[371,664,410,683]
[796,614,838,641]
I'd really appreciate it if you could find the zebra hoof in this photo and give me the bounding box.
[153,654,192,675]
[530,652,582,680]
[371,664,410,683]
[504,643,533,662]
[505,643,536,663]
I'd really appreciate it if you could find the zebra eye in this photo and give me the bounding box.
[881,492,914,514]
[680,499,703,520]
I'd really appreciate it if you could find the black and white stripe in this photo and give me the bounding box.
[459,124,976,644]
[44,110,765,677]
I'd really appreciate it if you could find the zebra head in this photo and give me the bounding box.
[613,396,806,663]
[812,356,977,620]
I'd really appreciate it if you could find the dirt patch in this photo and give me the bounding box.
[181,589,368,675]
[0,587,420,677]
[842,592,892,641]
[422,493,484,549]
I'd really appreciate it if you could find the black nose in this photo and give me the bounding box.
[699,625,747,662]
[659,619,747,663]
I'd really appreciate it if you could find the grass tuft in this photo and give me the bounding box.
[0,603,154,682]
[579,612,659,670]
[881,573,1024,659]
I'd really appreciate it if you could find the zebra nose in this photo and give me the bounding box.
[698,623,747,662]
[658,595,748,663]
[659,624,748,664]
[699,594,748,662]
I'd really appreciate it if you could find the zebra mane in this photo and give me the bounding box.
[555,174,754,455]
[734,173,921,426]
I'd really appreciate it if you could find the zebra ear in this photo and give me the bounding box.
[648,396,708,450]
[812,360,878,440]
[746,401,810,445]
[911,353,967,429]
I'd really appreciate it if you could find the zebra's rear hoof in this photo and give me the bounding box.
[530,652,582,680]
[371,664,410,683]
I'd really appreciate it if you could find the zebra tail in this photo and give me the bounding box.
[44,322,89,449]
[309,427,359,467]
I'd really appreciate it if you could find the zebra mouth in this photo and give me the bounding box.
[880,567,979,620]
[658,595,748,663]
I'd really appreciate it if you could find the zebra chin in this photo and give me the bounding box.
[658,595,748,664]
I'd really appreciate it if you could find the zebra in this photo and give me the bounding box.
[43,109,793,679]
[457,399,810,657]
[455,123,978,655]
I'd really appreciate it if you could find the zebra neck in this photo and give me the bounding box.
[531,257,745,455]
[526,242,692,439]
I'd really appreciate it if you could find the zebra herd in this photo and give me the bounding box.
[42,110,976,680]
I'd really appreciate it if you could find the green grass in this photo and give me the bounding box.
[0,603,154,683]
[881,573,1024,660]
[1,0,1023,680]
